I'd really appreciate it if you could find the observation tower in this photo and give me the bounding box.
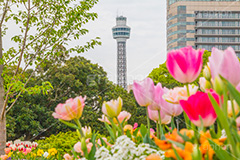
[112,16,131,89]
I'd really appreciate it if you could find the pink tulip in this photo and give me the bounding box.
[53,96,86,121]
[98,114,111,124]
[25,148,32,153]
[236,117,240,128]
[133,78,155,107]
[117,111,131,123]
[162,102,183,117]
[236,82,240,92]
[209,47,240,86]
[98,111,131,124]
[166,46,204,83]
[97,137,112,147]
[148,83,166,110]
[64,153,73,160]
[180,91,219,127]
[102,97,122,118]
[74,142,83,153]
[133,123,138,130]
[148,107,171,124]
[162,85,198,104]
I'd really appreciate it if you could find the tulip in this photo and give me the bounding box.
[133,78,155,107]
[199,77,211,92]
[148,83,166,110]
[74,142,83,154]
[98,114,111,124]
[6,141,12,147]
[117,111,131,123]
[32,142,38,148]
[180,91,220,127]
[148,107,171,124]
[203,64,211,81]
[227,100,239,117]
[236,82,240,92]
[162,102,183,117]
[166,46,204,83]
[53,96,86,121]
[4,148,11,154]
[123,124,133,132]
[64,153,73,160]
[18,145,24,152]
[162,85,198,104]
[212,76,224,95]
[82,126,92,138]
[25,148,32,153]
[133,123,138,130]
[102,97,122,118]
[209,47,240,86]
[236,117,240,128]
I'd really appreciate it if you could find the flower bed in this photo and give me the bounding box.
[2,46,240,160]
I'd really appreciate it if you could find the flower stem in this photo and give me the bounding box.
[186,84,190,97]
[158,110,164,140]
[116,116,124,134]
[74,119,85,138]
[146,107,150,136]
[156,122,159,139]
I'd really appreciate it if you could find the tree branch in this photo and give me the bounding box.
[0,0,9,27]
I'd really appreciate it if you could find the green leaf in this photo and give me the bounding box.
[225,79,240,107]
[208,93,237,156]
[140,124,147,138]
[104,122,115,142]
[59,119,79,129]
[172,147,183,160]
[208,139,233,160]
[167,140,185,149]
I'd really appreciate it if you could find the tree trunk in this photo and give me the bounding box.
[0,24,6,156]
[0,118,6,155]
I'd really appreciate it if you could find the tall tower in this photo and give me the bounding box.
[112,16,131,89]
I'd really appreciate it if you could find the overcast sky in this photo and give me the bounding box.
[80,0,167,84]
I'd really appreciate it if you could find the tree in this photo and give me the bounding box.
[0,0,101,154]
[7,56,137,140]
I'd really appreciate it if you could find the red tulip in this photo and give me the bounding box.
[180,91,219,127]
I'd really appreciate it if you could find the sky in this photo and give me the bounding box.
[80,0,167,84]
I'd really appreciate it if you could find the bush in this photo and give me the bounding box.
[36,131,79,156]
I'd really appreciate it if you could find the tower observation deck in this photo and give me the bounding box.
[112,16,131,89]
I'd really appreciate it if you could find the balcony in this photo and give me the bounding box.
[195,34,240,37]
[195,41,240,45]
[195,26,240,29]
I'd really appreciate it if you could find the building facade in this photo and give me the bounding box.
[112,16,131,89]
[167,0,240,56]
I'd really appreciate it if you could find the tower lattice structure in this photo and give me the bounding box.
[112,16,131,89]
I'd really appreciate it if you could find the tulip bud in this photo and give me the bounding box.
[192,144,202,160]
[203,65,211,81]
[81,138,87,155]
[213,76,224,95]
[199,77,211,92]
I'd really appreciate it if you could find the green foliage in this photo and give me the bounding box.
[7,56,137,140]
[36,131,79,156]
